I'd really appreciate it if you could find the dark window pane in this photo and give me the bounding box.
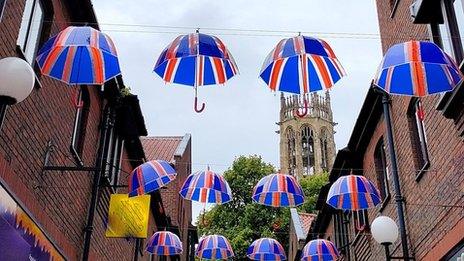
[374,139,390,201]
[0,0,6,21]
[407,99,430,175]
[17,0,44,64]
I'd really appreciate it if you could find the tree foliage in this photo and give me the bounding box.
[298,172,329,213]
[197,156,329,260]
[198,156,290,260]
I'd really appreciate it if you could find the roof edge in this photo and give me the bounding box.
[174,134,191,158]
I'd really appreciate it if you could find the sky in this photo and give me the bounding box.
[93,0,383,221]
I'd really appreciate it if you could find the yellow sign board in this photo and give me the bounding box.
[105,194,151,238]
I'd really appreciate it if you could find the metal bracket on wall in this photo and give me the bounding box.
[42,141,100,172]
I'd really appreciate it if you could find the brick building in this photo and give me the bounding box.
[288,208,316,260]
[142,135,198,261]
[309,0,464,260]
[0,0,167,260]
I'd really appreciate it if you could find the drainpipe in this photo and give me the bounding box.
[82,105,112,261]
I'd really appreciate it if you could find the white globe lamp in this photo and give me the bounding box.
[0,57,35,105]
[371,216,399,245]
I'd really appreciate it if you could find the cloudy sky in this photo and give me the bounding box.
[93,0,383,220]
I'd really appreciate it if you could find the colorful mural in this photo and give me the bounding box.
[0,184,65,260]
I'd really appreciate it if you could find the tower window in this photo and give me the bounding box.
[286,127,296,175]
[301,125,315,175]
[320,128,329,171]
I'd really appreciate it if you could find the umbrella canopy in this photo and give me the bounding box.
[326,174,382,210]
[247,238,287,260]
[128,160,177,197]
[36,26,121,85]
[260,35,345,94]
[154,32,239,112]
[374,40,463,97]
[179,170,232,204]
[196,235,234,260]
[301,239,339,261]
[252,173,305,207]
[146,231,183,256]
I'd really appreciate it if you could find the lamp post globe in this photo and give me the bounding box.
[0,57,35,105]
[371,216,399,245]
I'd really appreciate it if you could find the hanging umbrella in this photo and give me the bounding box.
[326,174,382,210]
[374,40,463,97]
[196,235,234,260]
[146,231,183,256]
[260,35,345,117]
[252,173,305,207]
[247,238,287,260]
[154,31,239,113]
[128,160,177,197]
[301,239,339,261]
[179,169,232,204]
[36,26,121,85]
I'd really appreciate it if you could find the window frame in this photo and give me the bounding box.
[16,0,45,65]
[0,0,6,21]
[407,98,430,181]
[443,239,464,260]
[70,87,90,166]
[374,138,391,211]
[103,123,124,188]
[439,0,464,63]
[390,0,400,18]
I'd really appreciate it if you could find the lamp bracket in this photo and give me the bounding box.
[42,141,100,173]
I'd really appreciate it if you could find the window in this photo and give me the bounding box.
[333,211,350,256]
[320,128,329,171]
[390,0,400,17]
[286,127,296,175]
[70,87,90,165]
[374,139,390,204]
[407,99,430,179]
[438,0,464,64]
[301,125,315,175]
[0,0,6,21]
[103,122,124,187]
[17,0,44,64]
[443,240,464,260]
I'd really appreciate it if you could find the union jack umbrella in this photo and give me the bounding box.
[374,40,463,97]
[146,231,183,256]
[195,235,234,260]
[36,26,121,85]
[260,35,345,117]
[128,160,177,197]
[179,169,232,204]
[301,239,340,261]
[247,238,287,260]
[154,31,239,113]
[252,173,305,207]
[326,174,382,210]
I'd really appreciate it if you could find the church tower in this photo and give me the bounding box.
[278,92,336,178]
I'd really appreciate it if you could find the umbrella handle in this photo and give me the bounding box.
[294,96,308,117]
[194,97,206,113]
[73,89,84,109]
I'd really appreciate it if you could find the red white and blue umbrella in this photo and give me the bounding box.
[154,32,239,113]
[247,238,287,260]
[326,174,382,210]
[260,35,345,117]
[196,235,234,260]
[374,40,463,97]
[36,26,121,85]
[146,231,182,256]
[252,173,305,207]
[128,160,177,197]
[179,169,232,204]
[301,239,339,261]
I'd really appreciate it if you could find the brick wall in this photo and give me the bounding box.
[0,1,153,260]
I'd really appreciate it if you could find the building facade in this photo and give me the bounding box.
[0,0,165,260]
[279,92,336,178]
[310,1,464,260]
[142,135,197,261]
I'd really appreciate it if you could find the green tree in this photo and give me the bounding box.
[198,156,290,260]
[298,172,329,213]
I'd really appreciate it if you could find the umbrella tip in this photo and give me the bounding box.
[196,28,200,33]
[207,164,210,171]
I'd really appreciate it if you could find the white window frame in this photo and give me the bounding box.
[0,0,6,21]
[17,0,44,64]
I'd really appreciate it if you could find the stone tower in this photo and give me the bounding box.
[278,92,336,178]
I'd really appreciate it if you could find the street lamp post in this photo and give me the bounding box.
[0,57,35,128]
[372,216,415,261]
